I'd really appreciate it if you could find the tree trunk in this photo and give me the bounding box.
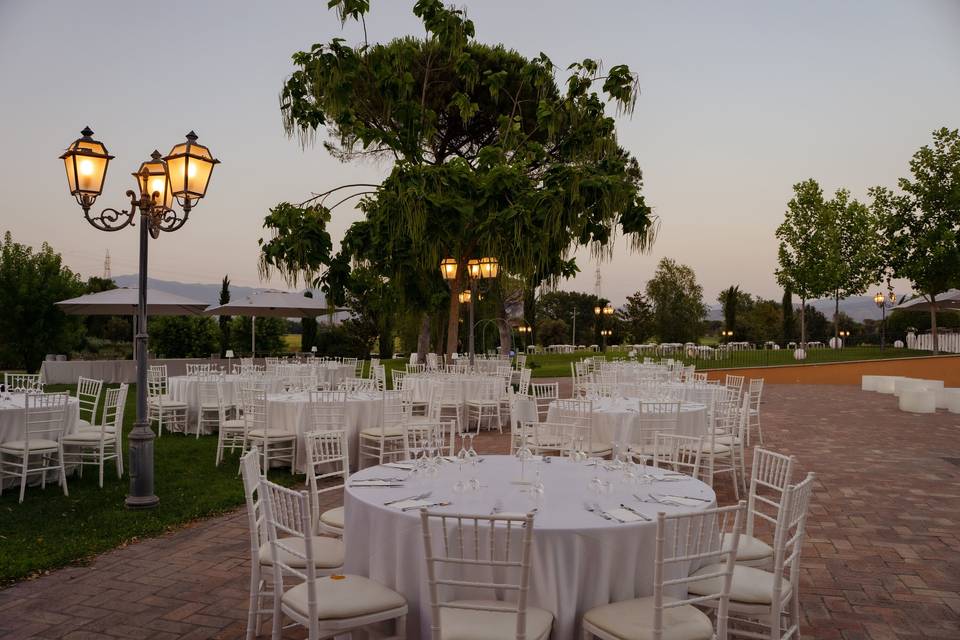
[800,298,807,349]
[445,276,461,360]
[834,291,840,346]
[930,295,939,355]
[524,279,537,335]
[416,312,431,362]
[496,300,511,356]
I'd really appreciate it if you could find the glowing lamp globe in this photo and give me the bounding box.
[134,151,173,210]
[163,131,219,209]
[60,127,114,207]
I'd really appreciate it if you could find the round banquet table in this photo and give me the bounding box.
[547,397,708,445]
[278,363,355,389]
[401,374,493,404]
[0,392,80,488]
[344,455,716,639]
[167,375,285,435]
[266,390,381,471]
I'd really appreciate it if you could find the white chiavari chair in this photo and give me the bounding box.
[583,502,746,640]
[62,384,127,488]
[391,368,407,391]
[428,379,464,436]
[242,387,296,474]
[688,474,815,640]
[724,374,745,399]
[0,392,70,502]
[555,398,610,457]
[466,377,503,434]
[359,390,408,467]
[517,367,532,395]
[3,373,43,392]
[260,476,405,640]
[74,376,103,428]
[197,379,222,438]
[529,382,559,423]
[746,378,765,446]
[651,432,703,478]
[371,364,386,391]
[304,429,349,537]
[420,509,552,640]
[338,377,375,393]
[147,365,187,436]
[215,380,247,466]
[728,447,795,568]
[407,363,426,374]
[700,392,742,500]
[627,401,680,460]
[240,449,346,640]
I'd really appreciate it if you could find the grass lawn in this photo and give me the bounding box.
[524,346,932,377]
[0,384,297,586]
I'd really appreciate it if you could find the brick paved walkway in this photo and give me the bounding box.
[0,384,957,639]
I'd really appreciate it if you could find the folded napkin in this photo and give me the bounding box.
[382,462,416,470]
[657,494,709,506]
[350,479,405,487]
[604,508,645,523]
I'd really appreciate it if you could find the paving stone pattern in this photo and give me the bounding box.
[0,384,957,639]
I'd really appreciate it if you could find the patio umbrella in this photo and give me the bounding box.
[57,287,210,359]
[204,290,346,355]
[894,289,960,312]
[56,287,210,316]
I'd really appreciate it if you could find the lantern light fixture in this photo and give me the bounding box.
[467,259,482,280]
[440,257,458,281]
[163,131,219,210]
[478,256,499,279]
[60,126,114,211]
[458,290,472,304]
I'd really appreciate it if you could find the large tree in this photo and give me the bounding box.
[645,258,706,343]
[871,127,960,354]
[775,179,832,348]
[0,232,86,372]
[619,290,654,344]
[718,285,741,341]
[261,0,656,360]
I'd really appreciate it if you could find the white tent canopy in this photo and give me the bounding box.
[56,287,209,316]
[204,290,346,355]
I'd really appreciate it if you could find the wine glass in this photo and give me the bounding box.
[465,433,481,492]
[453,433,469,493]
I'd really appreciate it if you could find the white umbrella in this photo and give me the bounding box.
[894,289,960,312]
[204,290,346,355]
[56,287,210,316]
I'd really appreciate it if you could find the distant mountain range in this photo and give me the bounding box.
[112,275,329,307]
[707,295,904,323]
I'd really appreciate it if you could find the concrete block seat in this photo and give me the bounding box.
[862,375,883,392]
[935,388,960,412]
[875,376,904,395]
[899,389,937,414]
[894,378,925,397]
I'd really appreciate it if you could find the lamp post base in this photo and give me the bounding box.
[125,423,159,510]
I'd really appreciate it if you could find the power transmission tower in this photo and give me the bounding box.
[103,250,112,279]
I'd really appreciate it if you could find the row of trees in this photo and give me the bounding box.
[776,127,960,353]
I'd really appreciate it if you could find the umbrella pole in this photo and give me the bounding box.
[251,315,256,358]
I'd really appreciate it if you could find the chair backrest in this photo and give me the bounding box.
[403,420,454,458]
[239,447,267,561]
[747,378,764,409]
[101,384,128,437]
[515,354,527,370]
[517,368,532,395]
[75,376,103,424]
[529,382,559,422]
[724,374,745,397]
[633,401,681,450]
[24,392,70,446]
[420,510,538,640]
[197,380,221,410]
[338,377,375,393]
[746,447,796,539]
[767,473,816,639]
[372,364,386,390]
[304,429,349,521]
[391,369,407,391]
[4,372,43,392]
[653,503,745,640]
[147,366,168,397]
[407,363,426,374]
[241,387,268,435]
[308,390,347,433]
[259,478,315,603]
[652,433,703,477]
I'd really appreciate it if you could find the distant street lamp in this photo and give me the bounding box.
[60,127,218,509]
[517,324,531,350]
[721,329,734,341]
[600,328,612,350]
[441,256,498,364]
[874,290,895,351]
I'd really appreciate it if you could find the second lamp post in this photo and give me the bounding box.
[441,256,498,365]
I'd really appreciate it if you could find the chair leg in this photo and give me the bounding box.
[19,455,28,503]
[99,445,105,488]
[246,564,260,640]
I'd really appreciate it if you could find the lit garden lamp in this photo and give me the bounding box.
[60,127,218,510]
[721,329,734,342]
[874,290,895,351]
[442,256,498,365]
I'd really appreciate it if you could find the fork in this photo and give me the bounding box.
[384,491,431,506]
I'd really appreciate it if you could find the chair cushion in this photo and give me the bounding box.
[247,429,295,440]
[438,600,553,640]
[220,419,246,430]
[282,574,405,620]
[722,534,773,562]
[258,536,344,569]
[62,432,109,444]
[687,564,791,604]
[360,425,406,438]
[320,506,344,530]
[714,435,741,446]
[77,425,115,434]
[583,596,714,640]
[77,418,92,428]
[148,398,187,408]
[0,439,60,452]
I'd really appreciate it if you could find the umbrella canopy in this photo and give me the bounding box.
[894,289,960,312]
[56,287,210,316]
[204,290,343,317]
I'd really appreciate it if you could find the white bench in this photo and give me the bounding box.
[899,389,937,413]
[861,375,883,391]
[875,376,903,394]
[935,388,960,411]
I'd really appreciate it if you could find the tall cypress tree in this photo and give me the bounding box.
[218,275,231,356]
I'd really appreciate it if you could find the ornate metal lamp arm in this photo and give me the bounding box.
[80,190,139,232]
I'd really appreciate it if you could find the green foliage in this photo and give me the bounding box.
[776,179,832,303]
[148,316,219,359]
[718,285,741,336]
[535,317,569,347]
[258,202,334,288]
[802,305,831,341]
[218,275,231,356]
[537,290,606,345]
[738,298,784,344]
[886,309,960,340]
[871,127,960,351]
[0,232,86,372]
[313,321,370,359]
[619,290,653,343]
[781,286,795,343]
[645,258,707,343]
[229,316,287,356]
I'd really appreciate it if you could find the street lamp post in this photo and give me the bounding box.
[441,256,497,365]
[594,304,614,351]
[874,291,895,351]
[60,127,218,509]
[721,329,734,342]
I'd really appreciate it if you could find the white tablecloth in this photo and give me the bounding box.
[266,391,382,471]
[344,455,716,639]
[402,374,494,404]
[547,398,708,446]
[39,358,209,384]
[0,393,80,487]
[167,375,286,434]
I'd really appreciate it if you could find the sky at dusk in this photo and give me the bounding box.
[1,0,958,306]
